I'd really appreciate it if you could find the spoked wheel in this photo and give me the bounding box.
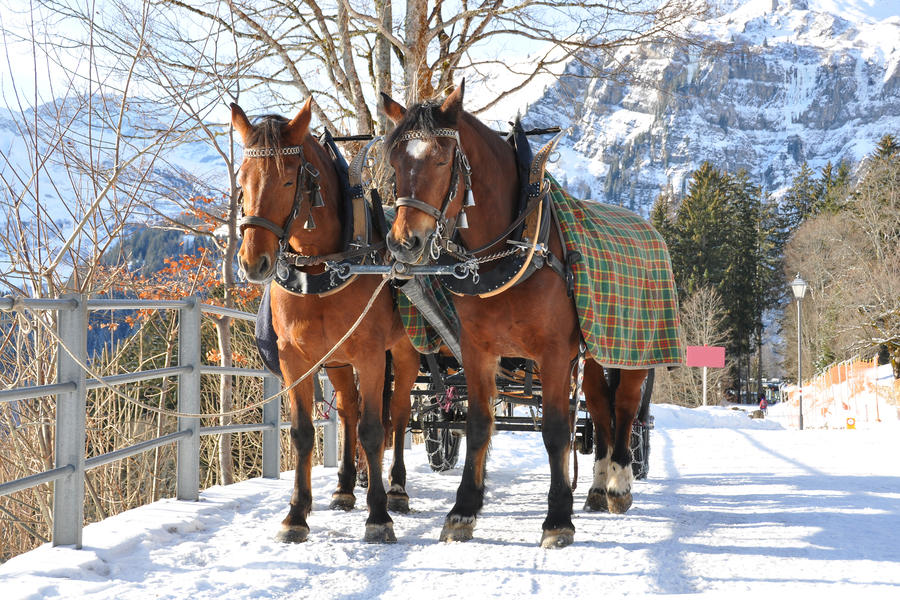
[422,407,463,472]
[630,369,655,480]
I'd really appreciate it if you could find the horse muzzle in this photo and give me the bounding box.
[386,231,427,265]
[239,253,275,283]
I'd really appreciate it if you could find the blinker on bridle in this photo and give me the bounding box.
[393,128,474,256]
[237,144,325,245]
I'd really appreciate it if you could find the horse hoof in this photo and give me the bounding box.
[330,492,356,511]
[584,488,609,512]
[540,528,575,549]
[439,515,475,542]
[387,492,410,514]
[607,490,633,514]
[356,472,369,489]
[364,523,397,543]
[275,525,309,544]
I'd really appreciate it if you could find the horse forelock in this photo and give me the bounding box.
[385,101,456,149]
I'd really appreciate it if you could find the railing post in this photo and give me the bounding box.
[317,372,338,468]
[262,375,282,479]
[53,294,87,548]
[177,296,201,501]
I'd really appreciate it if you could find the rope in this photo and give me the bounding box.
[13,277,389,420]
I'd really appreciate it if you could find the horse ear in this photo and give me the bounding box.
[380,92,407,124]
[231,103,253,144]
[285,97,313,145]
[439,79,465,122]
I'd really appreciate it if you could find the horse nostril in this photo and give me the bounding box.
[258,254,271,275]
[401,236,420,251]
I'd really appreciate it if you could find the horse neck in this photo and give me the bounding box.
[285,136,343,257]
[456,112,519,251]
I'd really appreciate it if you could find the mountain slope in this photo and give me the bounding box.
[518,0,900,213]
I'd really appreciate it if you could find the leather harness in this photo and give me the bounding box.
[238,133,381,297]
[388,125,577,298]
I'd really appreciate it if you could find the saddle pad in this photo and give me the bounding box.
[548,175,683,368]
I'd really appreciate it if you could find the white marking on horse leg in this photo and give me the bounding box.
[406,139,431,159]
[607,461,634,495]
[389,483,405,494]
[592,454,609,490]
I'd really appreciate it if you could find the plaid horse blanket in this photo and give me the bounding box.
[548,175,683,368]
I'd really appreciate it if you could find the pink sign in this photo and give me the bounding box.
[686,346,726,368]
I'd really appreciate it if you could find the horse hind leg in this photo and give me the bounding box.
[327,366,359,511]
[357,357,396,543]
[606,368,648,514]
[386,343,417,514]
[582,360,613,512]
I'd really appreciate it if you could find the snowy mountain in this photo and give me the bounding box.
[517,0,900,213]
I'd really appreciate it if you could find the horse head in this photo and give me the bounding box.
[233,98,339,282]
[381,82,468,265]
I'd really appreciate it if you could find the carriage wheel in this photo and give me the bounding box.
[423,408,462,472]
[630,369,655,479]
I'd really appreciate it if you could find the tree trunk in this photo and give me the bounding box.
[375,0,392,134]
[404,0,433,103]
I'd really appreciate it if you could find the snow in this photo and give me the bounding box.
[3,404,899,597]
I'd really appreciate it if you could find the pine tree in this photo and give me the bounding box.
[781,161,820,229]
[874,133,899,159]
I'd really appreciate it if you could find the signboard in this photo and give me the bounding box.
[686,346,726,368]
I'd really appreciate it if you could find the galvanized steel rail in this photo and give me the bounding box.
[0,294,340,549]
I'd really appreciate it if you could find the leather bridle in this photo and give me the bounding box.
[392,128,473,260]
[237,144,323,249]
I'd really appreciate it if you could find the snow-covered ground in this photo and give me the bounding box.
[2,404,899,598]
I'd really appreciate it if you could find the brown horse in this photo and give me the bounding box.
[232,99,419,543]
[381,82,650,548]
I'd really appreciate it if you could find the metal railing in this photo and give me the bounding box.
[0,294,339,549]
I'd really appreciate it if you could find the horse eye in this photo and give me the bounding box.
[435,159,450,166]
[284,180,294,187]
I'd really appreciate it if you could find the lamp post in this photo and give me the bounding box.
[790,274,809,430]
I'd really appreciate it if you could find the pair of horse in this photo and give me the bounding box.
[233,84,652,548]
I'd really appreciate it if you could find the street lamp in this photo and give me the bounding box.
[790,274,809,430]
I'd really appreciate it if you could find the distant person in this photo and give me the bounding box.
[758,395,768,414]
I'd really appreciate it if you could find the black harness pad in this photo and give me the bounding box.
[255,285,282,380]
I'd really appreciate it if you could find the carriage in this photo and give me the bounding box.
[410,352,655,481]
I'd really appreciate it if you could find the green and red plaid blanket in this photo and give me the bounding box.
[383,206,455,354]
[548,174,683,368]
[396,274,455,354]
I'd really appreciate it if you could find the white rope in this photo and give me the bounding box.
[16,277,389,419]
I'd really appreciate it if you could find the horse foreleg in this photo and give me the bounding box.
[606,368,648,514]
[357,358,395,542]
[440,350,496,543]
[275,368,316,543]
[328,365,359,511]
[582,361,613,512]
[386,340,417,514]
[538,354,577,549]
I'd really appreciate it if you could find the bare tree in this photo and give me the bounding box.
[655,285,732,406]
